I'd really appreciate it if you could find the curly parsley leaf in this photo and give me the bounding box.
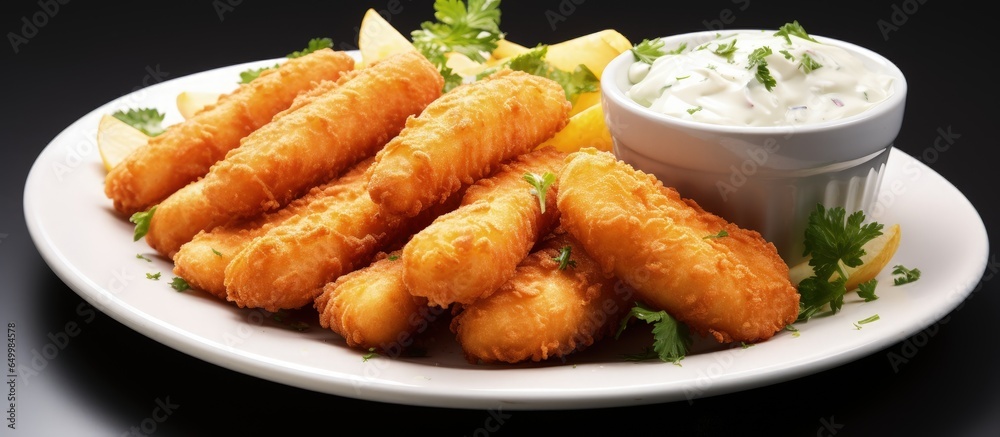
[129,206,157,242]
[712,38,738,61]
[523,172,556,214]
[616,302,691,365]
[552,245,577,270]
[799,53,823,73]
[774,20,818,44]
[747,46,776,91]
[857,279,879,302]
[892,265,921,285]
[112,108,166,136]
[479,45,598,104]
[412,0,503,92]
[631,38,667,64]
[796,204,885,322]
[170,277,190,292]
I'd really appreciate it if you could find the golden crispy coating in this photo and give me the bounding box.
[223,172,460,313]
[367,68,572,218]
[144,50,444,257]
[171,157,373,299]
[315,251,444,353]
[105,49,355,216]
[402,147,567,308]
[450,229,630,364]
[556,148,799,344]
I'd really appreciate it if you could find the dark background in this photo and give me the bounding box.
[2,0,996,435]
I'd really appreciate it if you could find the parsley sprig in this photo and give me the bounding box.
[411,0,504,92]
[113,108,166,136]
[129,205,157,241]
[552,245,576,270]
[747,46,776,91]
[238,37,334,84]
[523,172,556,214]
[477,45,598,104]
[774,21,818,44]
[796,204,885,322]
[617,302,692,365]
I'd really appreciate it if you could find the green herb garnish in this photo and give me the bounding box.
[136,254,152,262]
[747,46,776,91]
[854,314,880,329]
[774,20,818,44]
[523,172,556,214]
[362,347,380,362]
[712,38,737,61]
[287,37,333,58]
[632,38,667,64]
[892,265,921,285]
[796,204,884,322]
[238,37,334,84]
[799,53,823,73]
[553,245,577,270]
[411,0,504,92]
[146,272,161,280]
[857,279,879,302]
[478,45,598,104]
[616,301,691,365]
[703,229,728,239]
[211,248,223,257]
[170,277,190,292]
[129,205,157,242]
[112,108,166,136]
[686,106,703,115]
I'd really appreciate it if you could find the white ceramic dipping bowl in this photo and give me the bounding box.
[602,29,907,265]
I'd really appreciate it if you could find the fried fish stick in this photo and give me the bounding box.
[171,157,373,299]
[367,68,571,218]
[402,147,567,308]
[224,179,460,312]
[315,251,444,353]
[145,51,443,256]
[556,148,799,344]
[105,49,355,216]
[450,229,630,364]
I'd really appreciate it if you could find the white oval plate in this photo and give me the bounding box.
[23,55,989,410]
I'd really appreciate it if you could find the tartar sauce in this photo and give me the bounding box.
[626,30,895,126]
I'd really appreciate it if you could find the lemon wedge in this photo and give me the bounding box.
[176,91,221,119]
[98,114,149,171]
[357,8,417,69]
[537,103,612,153]
[788,223,902,291]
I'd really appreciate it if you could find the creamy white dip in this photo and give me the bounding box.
[626,29,896,126]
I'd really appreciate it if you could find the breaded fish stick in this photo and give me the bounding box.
[450,229,630,364]
[556,149,799,344]
[105,49,355,216]
[171,157,373,299]
[145,51,443,256]
[402,147,567,308]
[224,178,460,312]
[367,68,571,218]
[315,251,442,353]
